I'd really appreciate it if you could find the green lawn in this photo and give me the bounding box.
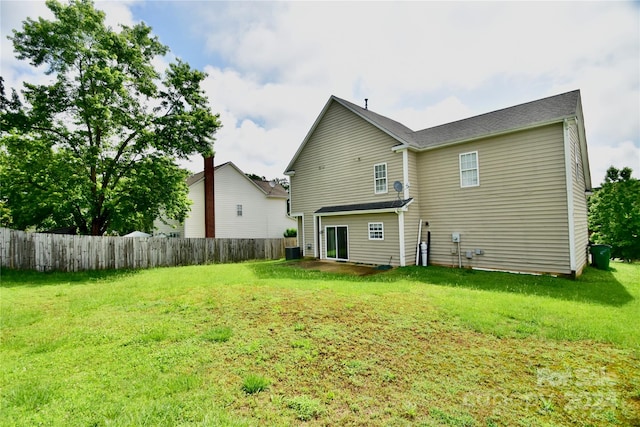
[1,261,639,426]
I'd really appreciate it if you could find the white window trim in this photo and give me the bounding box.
[368,222,384,240]
[459,151,480,188]
[374,162,388,194]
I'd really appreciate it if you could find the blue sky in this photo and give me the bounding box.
[2,1,639,184]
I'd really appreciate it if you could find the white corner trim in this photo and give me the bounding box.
[402,149,410,200]
[398,210,406,267]
[564,119,577,272]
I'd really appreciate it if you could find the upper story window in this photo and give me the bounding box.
[236,204,243,216]
[459,151,479,188]
[368,222,384,240]
[374,163,387,194]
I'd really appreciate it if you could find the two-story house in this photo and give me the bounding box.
[155,160,295,239]
[284,91,592,276]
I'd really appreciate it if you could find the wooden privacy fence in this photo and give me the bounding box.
[0,228,299,272]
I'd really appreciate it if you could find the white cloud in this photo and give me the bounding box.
[589,141,640,187]
[3,1,639,182]
[1,1,53,90]
[196,66,328,178]
[394,96,476,131]
[95,0,136,29]
[190,1,639,178]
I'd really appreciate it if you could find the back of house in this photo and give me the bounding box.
[285,91,592,276]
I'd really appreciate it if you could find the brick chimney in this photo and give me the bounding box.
[204,156,215,238]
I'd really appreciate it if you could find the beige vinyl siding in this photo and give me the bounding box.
[290,101,404,258]
[402,208,421,266]
[321,213,400,265]
[404,150,422,265]
[407,150,420,202]
[569,120,589,274]
[417,123,572,275]
[296,216,306,254]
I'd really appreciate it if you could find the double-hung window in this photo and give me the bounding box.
[236,204,243,216]
[368,222,384,240]
[459,151,479,188]
[374,163,387,194]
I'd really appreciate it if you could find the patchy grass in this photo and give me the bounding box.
[1,261,639,426]
[241,374,270,395]
[201,326,233,343]
[286,395,325,421]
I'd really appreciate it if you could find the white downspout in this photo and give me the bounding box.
[402,149,410,200]
[564,118,577,274]
[313,214,319,258]
[398,210,405,267]
[399,148,410,267]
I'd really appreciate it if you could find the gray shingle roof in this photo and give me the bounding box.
[411,90,581,149]
[333,90,581,150]
[332,97,415,145]
[251,180,289,198]
[185,162,288,198]
[185,162,229,186]
[285,90,586,179]
[315,198,413,214]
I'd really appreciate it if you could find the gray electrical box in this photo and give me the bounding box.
[452,232,460,243]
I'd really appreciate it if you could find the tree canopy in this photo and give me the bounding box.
[588,166,640,261]
[0,0,220,235]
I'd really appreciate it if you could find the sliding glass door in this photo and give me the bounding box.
[325,226,348,260]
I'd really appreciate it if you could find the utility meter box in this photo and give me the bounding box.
[451,232,461,243]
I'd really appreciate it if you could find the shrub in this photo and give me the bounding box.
[283,228,297,238]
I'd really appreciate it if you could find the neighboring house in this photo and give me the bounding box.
[155,161,295,239]
[284,90,592,276]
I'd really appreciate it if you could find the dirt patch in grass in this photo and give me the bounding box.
[285,259,389,276]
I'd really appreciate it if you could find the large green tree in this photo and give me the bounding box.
[588,166,640,262]
[0,0,220,235]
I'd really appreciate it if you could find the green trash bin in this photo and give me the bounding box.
[589,244,611,270]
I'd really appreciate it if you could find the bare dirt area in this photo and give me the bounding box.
[284,259,390,276]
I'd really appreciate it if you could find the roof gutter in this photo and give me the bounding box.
[316,199,414,217]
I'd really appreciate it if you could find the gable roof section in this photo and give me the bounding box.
[186,171,205,187]
[284,96,414,174]
[285,90,586,174]
[185,161,230,186]
[186,161,288,198]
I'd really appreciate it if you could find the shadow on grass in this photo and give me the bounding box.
[250,261,634,307]
[0,268,139,288]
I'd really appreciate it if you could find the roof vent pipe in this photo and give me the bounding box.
[365,98,368,110]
